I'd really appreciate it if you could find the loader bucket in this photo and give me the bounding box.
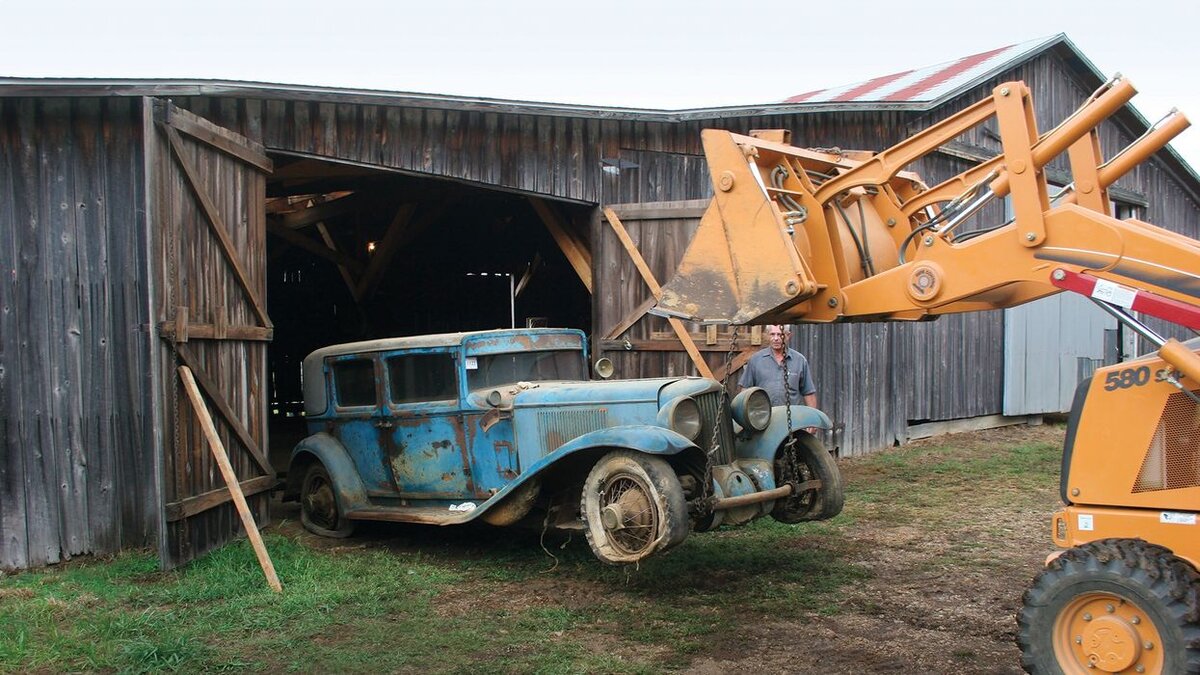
[654,130,823,325]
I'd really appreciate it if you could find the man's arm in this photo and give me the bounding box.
[804,393,817,408]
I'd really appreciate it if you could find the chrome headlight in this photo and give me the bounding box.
[660,396,702,441]
[731,387,771,432]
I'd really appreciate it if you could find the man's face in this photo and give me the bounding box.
[768,326,787,353]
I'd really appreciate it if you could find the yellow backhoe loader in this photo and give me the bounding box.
[654,76,1200,674]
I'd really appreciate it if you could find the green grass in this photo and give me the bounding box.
[0,428,1064,673]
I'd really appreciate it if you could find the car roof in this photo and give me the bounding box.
[303,328,583,364]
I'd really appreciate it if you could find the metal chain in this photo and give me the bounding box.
[780,334,806,505]
[700,326,740,510]
[781,342,796,449]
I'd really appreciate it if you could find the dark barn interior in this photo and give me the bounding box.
[262,156,592,462]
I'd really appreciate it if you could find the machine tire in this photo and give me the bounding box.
[580,450,689,564]
[1017,538,1200,675]
[300,463,356,538]
[770,433,844,523]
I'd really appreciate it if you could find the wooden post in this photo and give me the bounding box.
[178,366,283,593]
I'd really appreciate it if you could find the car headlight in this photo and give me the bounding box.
[731,387,771,432]
[661,396,702,441]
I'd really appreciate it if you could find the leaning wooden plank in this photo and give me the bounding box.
[712,347,760,383]
[602,208,714,379]
[177,366,282,593]
[603,296,656,340]
[174,344,274,476]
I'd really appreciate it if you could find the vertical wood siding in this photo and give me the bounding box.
[0,97,154,570]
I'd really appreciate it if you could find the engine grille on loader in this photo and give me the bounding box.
[1133,390,1200,492]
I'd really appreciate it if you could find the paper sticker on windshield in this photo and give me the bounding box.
[1077,514,1094,531]
[1091,279,1137,308]
[1161,512,1197,525]
[465,357,478,370]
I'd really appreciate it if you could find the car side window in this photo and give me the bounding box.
[331,359,377,407]
[387,353,457,404]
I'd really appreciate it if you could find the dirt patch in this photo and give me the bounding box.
[701,424,1061,674]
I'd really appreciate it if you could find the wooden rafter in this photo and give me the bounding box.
[318,221,360,299]
[266,217,365,273]
[529,198,592,293]
[354,203,446,303]
[278,193,363,229]
[602,207,714,379]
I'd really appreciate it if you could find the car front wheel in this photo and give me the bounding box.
[580,450,688,564]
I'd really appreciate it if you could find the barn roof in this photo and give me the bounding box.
[784,35,1072,107]
[1,33,1194,188]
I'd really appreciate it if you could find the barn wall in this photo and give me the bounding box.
[0,97,156,569]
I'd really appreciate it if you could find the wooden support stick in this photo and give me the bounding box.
[178,366,283,593]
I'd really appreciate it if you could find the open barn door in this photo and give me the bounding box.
[144,99,275,569]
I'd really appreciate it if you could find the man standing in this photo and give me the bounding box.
[737,325,817,409]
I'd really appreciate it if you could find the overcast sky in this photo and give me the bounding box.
[3,0,1198,168]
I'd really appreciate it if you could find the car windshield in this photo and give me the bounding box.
[466,350,586,390]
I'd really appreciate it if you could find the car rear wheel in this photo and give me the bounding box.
[581,450,688,564]
[1017,538,1200,674]
[300,462,356,538]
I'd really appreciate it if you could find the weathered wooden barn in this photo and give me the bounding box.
[2,33,1198,570]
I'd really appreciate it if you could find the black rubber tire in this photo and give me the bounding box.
[580,450,689,564]
[299,463,356,538]
[770,433,844,523]
[1017,538,1200,674]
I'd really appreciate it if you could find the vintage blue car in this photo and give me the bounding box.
[284,328,843,563]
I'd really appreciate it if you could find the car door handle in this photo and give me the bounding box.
[374,420,394,429]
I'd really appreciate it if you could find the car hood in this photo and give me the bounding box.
[472,376,718,408]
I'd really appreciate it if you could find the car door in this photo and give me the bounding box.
[382,350,474,499]
[325,354,393,493]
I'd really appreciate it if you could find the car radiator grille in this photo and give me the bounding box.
[538,408,609,452]
[696,391,735,464]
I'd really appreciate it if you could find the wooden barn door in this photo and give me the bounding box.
[144,99,275,569]
[595,200,761,384]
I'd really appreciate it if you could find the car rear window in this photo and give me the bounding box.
[331,359,377,407]
[387,353,457,404]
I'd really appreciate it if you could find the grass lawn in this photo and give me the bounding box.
[0,425,1064,673]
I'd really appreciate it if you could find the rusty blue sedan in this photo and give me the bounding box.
[284,328,842,564]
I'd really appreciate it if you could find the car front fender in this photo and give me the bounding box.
[736,405,832,461]
[286,432,370,511]
[448,424,698,524]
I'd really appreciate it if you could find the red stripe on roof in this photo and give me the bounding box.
[783,89,822,103]
[785,69,914,103]
[833,70,916,102]
[883,46,1009,102]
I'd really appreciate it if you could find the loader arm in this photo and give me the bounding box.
[655,77,1200,380]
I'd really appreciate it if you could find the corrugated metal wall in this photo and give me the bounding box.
[0,97,156,570]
